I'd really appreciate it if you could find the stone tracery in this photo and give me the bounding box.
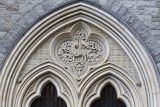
[0,3,159,107]
[51,22,109,79]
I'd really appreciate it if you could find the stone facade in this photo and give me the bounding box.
[0,0,160,73]
[0,1,160,107]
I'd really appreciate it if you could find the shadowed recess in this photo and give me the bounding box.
[90,84,126,107]
[31,83,67,107]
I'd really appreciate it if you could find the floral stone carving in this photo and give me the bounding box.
[51,22,109,79]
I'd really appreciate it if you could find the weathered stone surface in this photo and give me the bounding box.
[34,4,46,16]
[116,6,128,18]
[127,16,139,26]
[151,22,160,30]
[98,0,114,10]
[111,2,121,13]
[41,1,56,11]
[0,17,14,31]
[25,0,43,5]
[121,10,133,21]
[157,63,160,73]
[0,32,6,40]
[8,23,25,39]
[154,53,160,63]
[0,0,6,5]
[7,0,17,3]
[18,13,35,28]
[19,3,33,13]
[6,3,19,11]
[134,21,149,35]
[0,0,159,73]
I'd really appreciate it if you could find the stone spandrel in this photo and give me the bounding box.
[20,22,139,82]
[0,0,159,75]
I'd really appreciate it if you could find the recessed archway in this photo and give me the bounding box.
[31,82,67,107]
[0,2,159,107]
[90,84,126,107]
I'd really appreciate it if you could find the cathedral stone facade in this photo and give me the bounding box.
[0,0,160,107]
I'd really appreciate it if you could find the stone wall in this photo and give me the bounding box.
[0,0,160,73]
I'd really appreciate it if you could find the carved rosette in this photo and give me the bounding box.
[51,22,109,80]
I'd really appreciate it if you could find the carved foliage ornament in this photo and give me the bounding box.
[51,22,109,79]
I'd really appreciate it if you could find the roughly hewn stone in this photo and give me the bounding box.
[0,18,13,31]
[18,13,35,28]
[127,16,139,26]
[0,31,6,40]
[116,6,128,18]
[8,23,25,39]
[133,21,149,35]
[154,53,160,63]
[6,3,19,11]
[98,0,115,10]
[19,3,33,13]
[34,4,46,16]
[121,10,133,21]
[111,2,121,13]
[41,1,57,11]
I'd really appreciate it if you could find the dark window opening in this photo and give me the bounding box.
[31,82,67,107]
[90,84,126,107]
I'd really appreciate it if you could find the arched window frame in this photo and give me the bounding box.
[0,2,159,107]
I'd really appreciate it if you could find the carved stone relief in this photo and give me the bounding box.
[51,22,109,79]
[2,3,159,107]
[20,21,140,83]
[20,76,72,107]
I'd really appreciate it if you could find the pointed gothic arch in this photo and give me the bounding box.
[90,84,126,107]
[30,82,67,107]
[0,2,159,107]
